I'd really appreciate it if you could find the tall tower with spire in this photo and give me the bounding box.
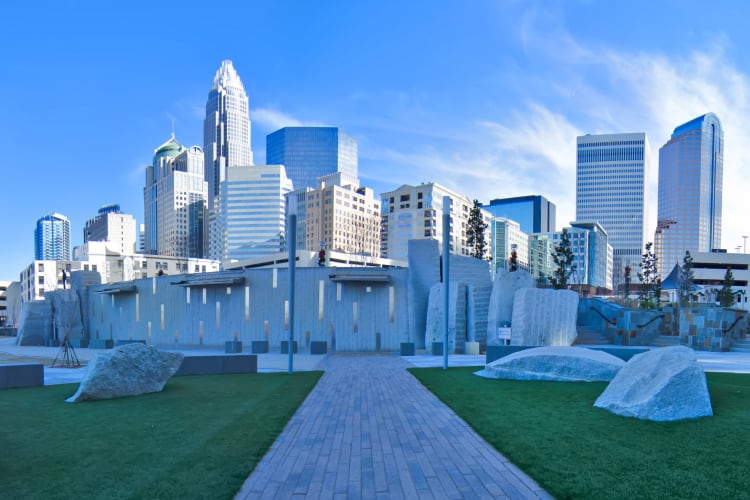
[204,60,253,260]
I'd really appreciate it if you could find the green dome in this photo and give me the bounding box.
[153,134,184,160]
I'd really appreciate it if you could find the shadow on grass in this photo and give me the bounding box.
[0,371,322,499]
[409,367,750,500]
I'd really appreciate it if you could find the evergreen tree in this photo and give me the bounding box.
[623,265,632,299]
[679,250,695,305]
[549,228,576,289]
[637,242,659,308]
[718,268,738,307]
[466,199,488,259]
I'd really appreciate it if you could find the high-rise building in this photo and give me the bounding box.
[576,133,650,288]
[484,195,556,234]
[380,183,492,262]
[216,165,293,262]
[557,222,613,291]
[84,204,137,256]
[655,113,723,277]
[34,213,70,261]
[490,218,529,277]
[204,60,253,259]
[297,173,381,258]
[144,136,207,258]
[266,127,357,191]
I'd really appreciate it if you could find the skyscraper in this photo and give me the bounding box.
[215,165,293,262]
[576,133,650,288]
[144,135,208,258]
[266,127,357,191]
[655,113,723,276]
[84,204,137,256]
[204,60,253,259]
[34,213,71,261]
[483,195,556,234]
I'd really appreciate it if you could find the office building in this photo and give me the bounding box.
[204,60,253,259]
[553,222,613,291]
[529,233,555,285]
[144,136,208,258]
[655,113,723,277]
[216,165,293,263]
[484,195,556,234]
[380,183,492,262]
[490,218,529,277]
[34,213,70,261]
[300,173,381,258]
[266,127,357,191]
[84,204,137,256]
[576,133,650,288]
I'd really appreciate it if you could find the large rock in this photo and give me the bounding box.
[510,289,579,346]
[486,270,534,345]
[66,344,184,403]
[476,346,625,382]
[594,346,713,421]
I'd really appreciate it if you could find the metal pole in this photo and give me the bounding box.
[287,213,297,374]
[442,196,451,371]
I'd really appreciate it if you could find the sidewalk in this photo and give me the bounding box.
[235,353,551,499]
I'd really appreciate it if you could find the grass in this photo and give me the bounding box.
[0,372,322,499]
[409,367,750,500]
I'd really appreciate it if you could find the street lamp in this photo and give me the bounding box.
[743,235,748,253]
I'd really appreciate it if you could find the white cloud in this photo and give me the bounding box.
[252,108,325,132]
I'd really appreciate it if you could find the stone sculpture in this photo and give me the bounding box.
[486,269,534,345]
[594,346,713,421]
[510,288,578,346]
[476,346,625,382]
[66,343,184,403]
[424,282,467,353]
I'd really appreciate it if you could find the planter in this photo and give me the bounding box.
[400,342,415,356]
[281,340,298,354]
[464,341,480,355]
[310,341,327,355]
[225,341,243,353]
[251,340,269,354]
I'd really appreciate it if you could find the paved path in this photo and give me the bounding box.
[235,353,551,500]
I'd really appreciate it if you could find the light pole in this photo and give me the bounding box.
[743,235,748,253]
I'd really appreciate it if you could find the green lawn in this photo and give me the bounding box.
[0,372,322,499]
[410,367,750,500]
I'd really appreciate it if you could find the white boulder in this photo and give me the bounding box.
[510,288,579,346]
[66,343,184,403]
[594,346,713,421]
[476,346,625,382]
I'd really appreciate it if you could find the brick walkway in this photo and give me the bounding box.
[235,353,551,499]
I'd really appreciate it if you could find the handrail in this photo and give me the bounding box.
[636,314,665,329]
[589,307,617,326]
[723,314,747,336]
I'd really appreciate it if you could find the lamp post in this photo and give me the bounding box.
[743,235,748,254]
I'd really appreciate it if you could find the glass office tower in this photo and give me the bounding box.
[34,213,71,261]
[576,132,650,288]
[483,195,556,234]
[656,113,723,277]
[266,127,357,191]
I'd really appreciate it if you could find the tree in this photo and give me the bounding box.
[679,250,695,306]
[623,265,632,299]
[466,199,488,259]
[637,242,659,308]
[549,228,576,289]
[717,268,741,307]
[508,246,518,271]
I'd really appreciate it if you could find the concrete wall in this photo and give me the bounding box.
[86,267,411,352]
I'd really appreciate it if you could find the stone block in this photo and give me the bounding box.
[281,341,298,354]
[310,341,327,355]
[225,341,243,353]
[221,355,257,374]
[251,341,269,354]
[486,270,534,343]
[432,342,444,356]
[400,342,415,356]
[0,363,44,389]
[510,289,578,346]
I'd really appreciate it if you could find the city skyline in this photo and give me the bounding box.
[3,1,750,279]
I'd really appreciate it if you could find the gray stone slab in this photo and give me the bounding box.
[0,363,44,389]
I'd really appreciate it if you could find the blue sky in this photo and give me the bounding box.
[2,0,750,279]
